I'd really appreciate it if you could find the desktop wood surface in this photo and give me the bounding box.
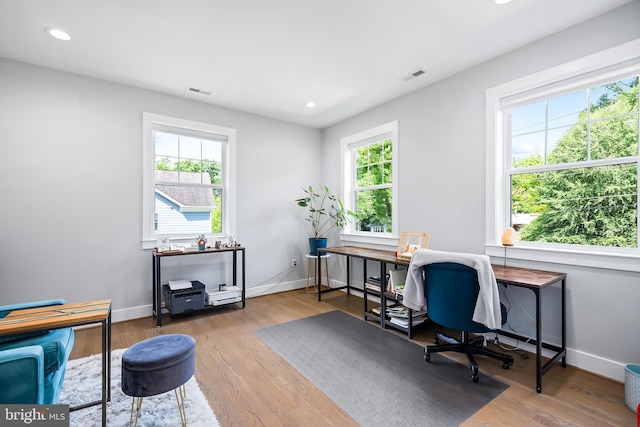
[71,291,633,426]
[0,299,111,336]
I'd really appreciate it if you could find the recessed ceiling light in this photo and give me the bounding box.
[45,27,71,41]
[494,0,512,4]
[305,101,316,108]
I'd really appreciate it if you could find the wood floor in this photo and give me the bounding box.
[71,290,635,426]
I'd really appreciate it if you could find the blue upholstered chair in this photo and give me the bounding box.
[422,263,513,382]
[0,299,75,404]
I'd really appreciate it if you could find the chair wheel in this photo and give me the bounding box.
[502,362,511,369]
[471,365,479,382]
[424,353,431,362]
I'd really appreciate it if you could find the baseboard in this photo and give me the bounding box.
[106,278,307,324]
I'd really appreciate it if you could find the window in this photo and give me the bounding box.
[341,121,398,244]
[486,40,640,271]
[142,113,236,249]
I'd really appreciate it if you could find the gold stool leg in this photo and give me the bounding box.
[175,384,187,427]
[129,396,143,427]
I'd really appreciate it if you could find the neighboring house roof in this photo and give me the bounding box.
[155,170,216,210]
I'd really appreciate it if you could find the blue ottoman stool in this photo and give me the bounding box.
[121,334,196,427]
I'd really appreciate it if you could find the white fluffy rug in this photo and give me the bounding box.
[59,349,220,427]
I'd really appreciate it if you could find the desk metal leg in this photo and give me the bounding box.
[346,256,351,296]
[561,278,567,367]
[154,256,163,327]
[379,261,386,329]
[101,318,107,426]
[535,288,542,393]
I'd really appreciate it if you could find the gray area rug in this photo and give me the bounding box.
[59,349,219,427]
[255,310,509,427]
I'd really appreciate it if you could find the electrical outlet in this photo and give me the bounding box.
[292,258,297,267]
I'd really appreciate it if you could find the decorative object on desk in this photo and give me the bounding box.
[59,349,220,427]
[501,226,518,266]
[196,234,207,250]
[295,185,355,255]
[157,236,170,252]
[218,283,227,291]
[501,227,518,246]
[396,232,430,260]
[215,240,221,249]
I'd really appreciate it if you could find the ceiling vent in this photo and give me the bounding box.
[186,86,212,96]
[402,69,426,82]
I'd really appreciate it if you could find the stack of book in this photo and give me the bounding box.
[365,276,381,293]
[386,305,427,328]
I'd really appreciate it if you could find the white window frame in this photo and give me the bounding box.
[141,113,236,250]
[340,120,399,247]
[485,39,640,272]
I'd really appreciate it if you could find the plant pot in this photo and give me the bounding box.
[309,237,327,256]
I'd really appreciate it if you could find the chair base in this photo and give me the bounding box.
[424,331,514,382]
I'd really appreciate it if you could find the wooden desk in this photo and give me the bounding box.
[318,246,566,393]
[491,265,567,393]
[0,299,112,426]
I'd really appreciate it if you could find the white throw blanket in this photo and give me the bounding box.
[402,249,501,330]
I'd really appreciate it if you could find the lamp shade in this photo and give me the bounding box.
[501,227,517,246]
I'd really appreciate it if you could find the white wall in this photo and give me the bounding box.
[0,58,320,319]
[322,2,640,381]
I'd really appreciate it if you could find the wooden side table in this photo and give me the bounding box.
[305,254,331,292]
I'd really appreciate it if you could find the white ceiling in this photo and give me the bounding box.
[0,0,634,128]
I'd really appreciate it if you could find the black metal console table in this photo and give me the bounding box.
[152,246,245,327]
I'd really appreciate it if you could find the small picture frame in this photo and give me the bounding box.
[396,232,430,260]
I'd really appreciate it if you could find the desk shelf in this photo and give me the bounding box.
[152,246,246,327]
[363,282,427,338]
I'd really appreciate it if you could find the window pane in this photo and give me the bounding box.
[383,162,392,184]
[155,184,217,235]
[356,166,369,187]
[211,188,222,233]
[547,125,587,164]
[355,188,392,233]
[155,132,179,157]
[548,90,587,128]
[512,101,546,136]
[512,163,637,248]
[591,116,639,160]
[179,135,201,161]
[369,142,382,163]
[512,132,545,165]
[356,146,368,167]
[369,164,382,186]
[383,140,392,161]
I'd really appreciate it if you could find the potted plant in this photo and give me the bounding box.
[295,185,355,255]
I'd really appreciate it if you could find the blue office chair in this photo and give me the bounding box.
[422,262,513,382]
